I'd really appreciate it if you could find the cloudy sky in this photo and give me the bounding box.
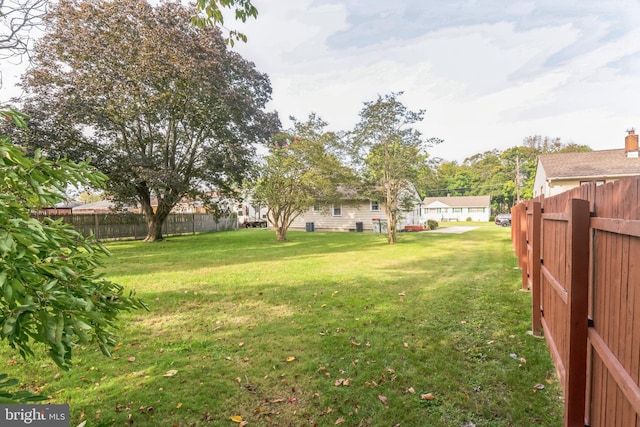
[2,0,640,162]
[230,0,640,162]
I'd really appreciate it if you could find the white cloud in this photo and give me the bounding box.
[232,0,640,161]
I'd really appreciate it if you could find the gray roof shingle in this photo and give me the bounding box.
[539,149,640,179]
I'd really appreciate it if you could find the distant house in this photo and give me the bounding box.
[72,200,123,214]
[289,187,423,232]
[35,201,82,215]
[532,129,640,197]
[421,195,491,222]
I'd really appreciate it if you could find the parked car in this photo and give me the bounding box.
[495,213,512,227]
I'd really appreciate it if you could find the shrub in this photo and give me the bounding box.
[466,217,473,222]
[427,219,439,230]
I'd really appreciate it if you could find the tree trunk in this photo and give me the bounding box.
[385,199,398,245]
[144,216,164,242]
[275,225,287,241]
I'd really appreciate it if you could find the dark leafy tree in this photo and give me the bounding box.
[19,0,279,241]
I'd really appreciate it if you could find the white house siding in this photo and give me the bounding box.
[421,196,491,222]
[290,202,420,231]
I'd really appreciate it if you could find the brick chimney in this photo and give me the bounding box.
[626,129,639,158]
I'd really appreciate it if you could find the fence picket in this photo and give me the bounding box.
[513,175,640,427]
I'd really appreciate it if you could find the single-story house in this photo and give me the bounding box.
[289,187,423,232]
[421,195,491,222]
[72,199,121,214]
[532,129,640,197]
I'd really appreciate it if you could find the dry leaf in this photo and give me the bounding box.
[239,422,249,427]
[176,403,182,409]
[406,387,415,394]
[163,370,178,377]
[378,395,388,405]
[127,357,136,362]
[533,383,545,390]
[335,417,345,424]
[230,415,243,423]
[286,356,296,362]
[420,393,435,400]
[403,342,409,348]
[335,378,350,387]
[398,292,406,296]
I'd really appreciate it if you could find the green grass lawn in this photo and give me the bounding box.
[1,227,563,426]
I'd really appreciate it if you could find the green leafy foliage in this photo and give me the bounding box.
[18,0,278,242]
[254,115,354,241]
[350,92,441,244]
[0,108,147,370]
[418,136,592,213]
[191,0,258,45]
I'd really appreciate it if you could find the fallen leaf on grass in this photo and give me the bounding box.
[286,356,296,362]
[163,370,178,377]
[406,387,415,394]
[533,384,545,390]
[230,415,243,423]
[127,357,136,362]
[176,403,182,409]
[335,417,345,424]
[378,395,388,405]
[398,292,406,296]
[335,378,350,387]
[420,393,435,400]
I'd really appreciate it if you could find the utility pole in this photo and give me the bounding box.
[515,155,521,204]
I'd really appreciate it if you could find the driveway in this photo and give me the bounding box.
[428,226,479,234]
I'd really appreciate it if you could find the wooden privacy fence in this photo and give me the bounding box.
[33,213,238,240]
[512,176,640,427]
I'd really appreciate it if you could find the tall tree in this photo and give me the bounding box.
[254,115,354,241]
[350,92,440,244]
[19,0,279,241]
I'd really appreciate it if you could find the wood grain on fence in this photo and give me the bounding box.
[512,175,640,427]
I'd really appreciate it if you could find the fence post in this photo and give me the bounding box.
[529,201,542,335]
[518,203,528,291]
[564,198,590,427]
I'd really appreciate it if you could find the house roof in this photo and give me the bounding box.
[422,195,491,207]
[539,149,640,179]
[72,200,117,212]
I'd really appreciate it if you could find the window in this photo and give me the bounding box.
[469,207,485,213]
[332,205,342,216]
[370,200,379,211]
[312,205,321,212]
[452,208,463,213]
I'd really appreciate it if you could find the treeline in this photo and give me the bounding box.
[415,136,591,214]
